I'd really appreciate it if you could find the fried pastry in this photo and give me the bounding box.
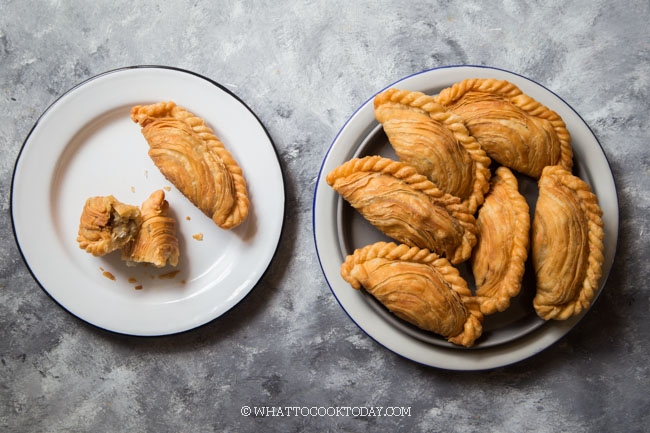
[471,167,530,315]
[341,242,483,347]
[374,88,491,213]
[122,190,180,268]
[131,101,249,229]
[434,78,573,178]
[326,156,478,264]
[532,165,604,320]
[77,196,141,256]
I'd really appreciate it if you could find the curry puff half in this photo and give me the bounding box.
[532,165,604,320]
[131,101,249,229]
[77,195,141,256]
[434,78,573,178]
[327,156,478,264]
[122,190,180,268]
[471,167,530,315]
[374,88,491,214]
[341,242,483,347]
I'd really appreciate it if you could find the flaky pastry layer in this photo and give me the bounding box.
[77,195,140,256]
[471,167,530,315]
[341,242,483,347]
[532,165,604,320]
[122,190,180,268]
[132,101,248,229]
[434,78,573,178]
[374,88,491,213]
[327,156,478,264]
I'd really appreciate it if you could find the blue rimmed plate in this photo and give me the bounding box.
[12,66,285,336]
[313,65,618,370]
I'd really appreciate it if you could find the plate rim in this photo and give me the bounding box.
[312,64,620,370]
[10,65,287,338]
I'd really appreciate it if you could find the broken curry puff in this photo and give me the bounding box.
[532,165,604,320]
[326,156,478,264]
[131,101,249,229]
[341,242,483,347]
[471,167,530,315]
[77,195,140,256]
[433,78,573,178]
[374,88,491,214]
[122,190,180,268]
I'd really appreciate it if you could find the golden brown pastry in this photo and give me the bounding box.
[131,101,248,229]
[122,190,180,268]
[532,165,604,320]
[341,242,483,347]
[77,196,141,256]
[434,78,573,178]
[326,156,478,264]
[471,167,530,315]
[374,88,491,213]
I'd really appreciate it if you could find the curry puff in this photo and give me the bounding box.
[122,190,180,268]
[326,156,478,264]
[532,165,604,320]
[434,78,573,178]
[131,101,249,229]
[374,88,491,213]
[341,242,483,347]
[471,167,530,315]
[77,196,141,256]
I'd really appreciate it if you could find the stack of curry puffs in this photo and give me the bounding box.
[329,79,604,347]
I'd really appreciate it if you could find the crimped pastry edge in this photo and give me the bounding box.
[472,166,530,315]
[374,88,492,213]
[532,165,604,320]
[326,156,478,264]
[340,241,483,347]
[131,101,249,229]
[433,78,573,175]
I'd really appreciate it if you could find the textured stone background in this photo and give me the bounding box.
[1,1,649,431]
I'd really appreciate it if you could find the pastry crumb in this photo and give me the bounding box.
[158,270,181,279]
[192,233,203,241]
[163,186,171,191]
[134,285,143,290]
[99,266,104,272]
[180,280,186,284]
[128,277,137,283]
[185,216,191,220]
[130,186,135,193]
[102,271,116,281]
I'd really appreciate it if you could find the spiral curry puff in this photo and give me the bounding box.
[374,88,491,214]
[471,167,530,315]
[433,78,573,178]
[326,156,478,265]
[122,190,180,268]
[131,102,249,229]
[77,195,141,256]
[341,242,483,347]
[532,166,604,320]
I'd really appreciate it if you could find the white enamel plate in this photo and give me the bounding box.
[12,66,284,336]
[313,66,618,370]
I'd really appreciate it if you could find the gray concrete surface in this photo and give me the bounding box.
[1,1,649,431]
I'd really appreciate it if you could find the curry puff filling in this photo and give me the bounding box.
[77,196,141,257]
